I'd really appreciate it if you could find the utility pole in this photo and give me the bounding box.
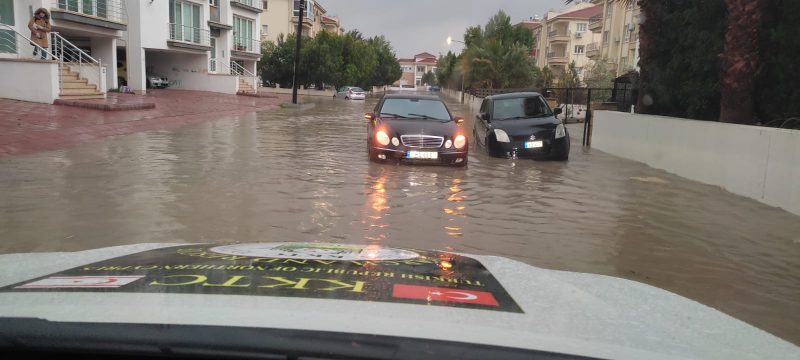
[291,0,305,104]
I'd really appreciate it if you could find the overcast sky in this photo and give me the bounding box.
[318,0,566,57]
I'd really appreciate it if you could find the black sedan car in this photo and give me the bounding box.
[366,94,468,166]
[473,92,569,161]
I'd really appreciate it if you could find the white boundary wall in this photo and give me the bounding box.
[0,59,60,104]
[592,111,800,216]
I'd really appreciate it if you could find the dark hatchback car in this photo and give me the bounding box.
[366,94,468,166]
[473,92,569,161]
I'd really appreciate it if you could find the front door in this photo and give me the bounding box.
[209,38,216,72]
[0,0,15,54]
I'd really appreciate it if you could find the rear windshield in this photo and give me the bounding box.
[380,98,451,120]
[492,97,552,120]
[350,87,365,92]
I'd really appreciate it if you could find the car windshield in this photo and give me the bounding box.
[492,97,552,120]
[380,98,451,120]
[350,87,364,92]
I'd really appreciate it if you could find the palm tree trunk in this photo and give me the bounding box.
[719,0,765,124]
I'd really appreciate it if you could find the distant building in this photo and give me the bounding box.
[393,52,438,89]
[535,2,603,81]
[259,0,340,43]
[586,0,640,77]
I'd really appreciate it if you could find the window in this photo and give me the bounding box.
[492,97,552,120]
[293,0,313,20]
[233,17,254,51]
[606,3,613,16]
[603,30,609,44]
[208,0,216,6]
[574,45,585,54]
[416,66,426,73]
[263,0,268,10]
[379,98,451,120]
[576,23,587,33]
[169,0,202,44]
[261,25,268,38]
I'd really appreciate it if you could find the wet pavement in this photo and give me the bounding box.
[1,94,799,345]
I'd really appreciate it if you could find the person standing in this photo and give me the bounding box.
[27,8,51,60]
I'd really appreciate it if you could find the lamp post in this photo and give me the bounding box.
[291,0,305,104]
[446,36,465,104]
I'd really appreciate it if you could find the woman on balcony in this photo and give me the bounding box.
[27,8,51,60]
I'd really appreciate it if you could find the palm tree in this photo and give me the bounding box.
[567,0,764,123]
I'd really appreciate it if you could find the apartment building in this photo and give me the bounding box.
[0,0,263,103]
[259,0,334,43]
[586,0,640,76]
[392,52,437,89]
[535,3,602,80]
[126,0,263,94]
[1,0,128,102]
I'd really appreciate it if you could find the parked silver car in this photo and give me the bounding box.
[334,86,366,100]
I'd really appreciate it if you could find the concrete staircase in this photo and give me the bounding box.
[60,66,105,100]
[237,78,258,95]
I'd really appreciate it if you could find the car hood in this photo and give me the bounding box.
[492,117,559,136]
[0,243,797,360]
[380,118,460,137]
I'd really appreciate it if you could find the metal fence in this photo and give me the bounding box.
[168,23,211,47]
[53,0,127,24]
[233,36,261,53]
[231,0,263,9]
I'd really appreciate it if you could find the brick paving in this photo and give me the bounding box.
[0,90,290,157]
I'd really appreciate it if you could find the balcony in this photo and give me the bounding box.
[547,51,568,64]
[231,36,262,59]
[50,0,127,30]
[588,15,603,33]
[586,42,600,58]
[548,30,570,43]
[208,6,232,30]
[230,0,264,13]
[168,23,212,51]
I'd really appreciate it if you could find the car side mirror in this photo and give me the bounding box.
[364,112,375,122]
[454,116,465,125]
[553,108,563,116]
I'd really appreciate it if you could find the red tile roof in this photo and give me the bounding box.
[554,4,602,19]
[515,21,542,30]
[415,52,437,59]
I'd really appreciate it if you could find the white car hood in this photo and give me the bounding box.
[0,243,797,360]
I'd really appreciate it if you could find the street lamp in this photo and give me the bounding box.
[446,36,466,104]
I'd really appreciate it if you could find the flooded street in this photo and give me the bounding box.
[1,94,799,345]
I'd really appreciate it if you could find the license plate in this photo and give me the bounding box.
[406,151,439,160]
[525,141,544,149]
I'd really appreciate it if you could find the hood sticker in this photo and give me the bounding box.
[2,244,523,313]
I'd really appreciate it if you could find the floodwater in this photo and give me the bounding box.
[1,94,799,345]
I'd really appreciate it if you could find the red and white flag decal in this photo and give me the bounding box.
[392,284,499,306]
[15,276,144,289]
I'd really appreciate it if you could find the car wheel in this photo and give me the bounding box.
[345,96,350,100]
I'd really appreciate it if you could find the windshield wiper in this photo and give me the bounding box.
[380,113,410,118]
[499,115,550,120]
[407,113,446,120]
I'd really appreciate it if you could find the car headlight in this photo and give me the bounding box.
[454,134,466,149]
[555,124,566,139]
[493,129,510,143]
[391,137,400,146]
[376,130,391,146]
[445,139,452,149]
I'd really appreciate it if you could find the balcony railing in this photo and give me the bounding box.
[231,0,263,10]
[587,43,600,52]
[548,30,570,41]
[588,15,603,30]
[233,36,261,54]
[53,0,127,24]
[168,23,211,47]
[547,51,567,59]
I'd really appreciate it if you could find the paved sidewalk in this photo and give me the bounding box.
[0,90,289,157]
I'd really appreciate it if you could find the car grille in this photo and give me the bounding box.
[401,135,444,148]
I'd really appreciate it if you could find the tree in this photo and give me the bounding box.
[458,10,538,89]
[583,58,614,89]
[421,71,437,86]
[540,66,554,89]
[558,61,581,88]
[565,0,767,124]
